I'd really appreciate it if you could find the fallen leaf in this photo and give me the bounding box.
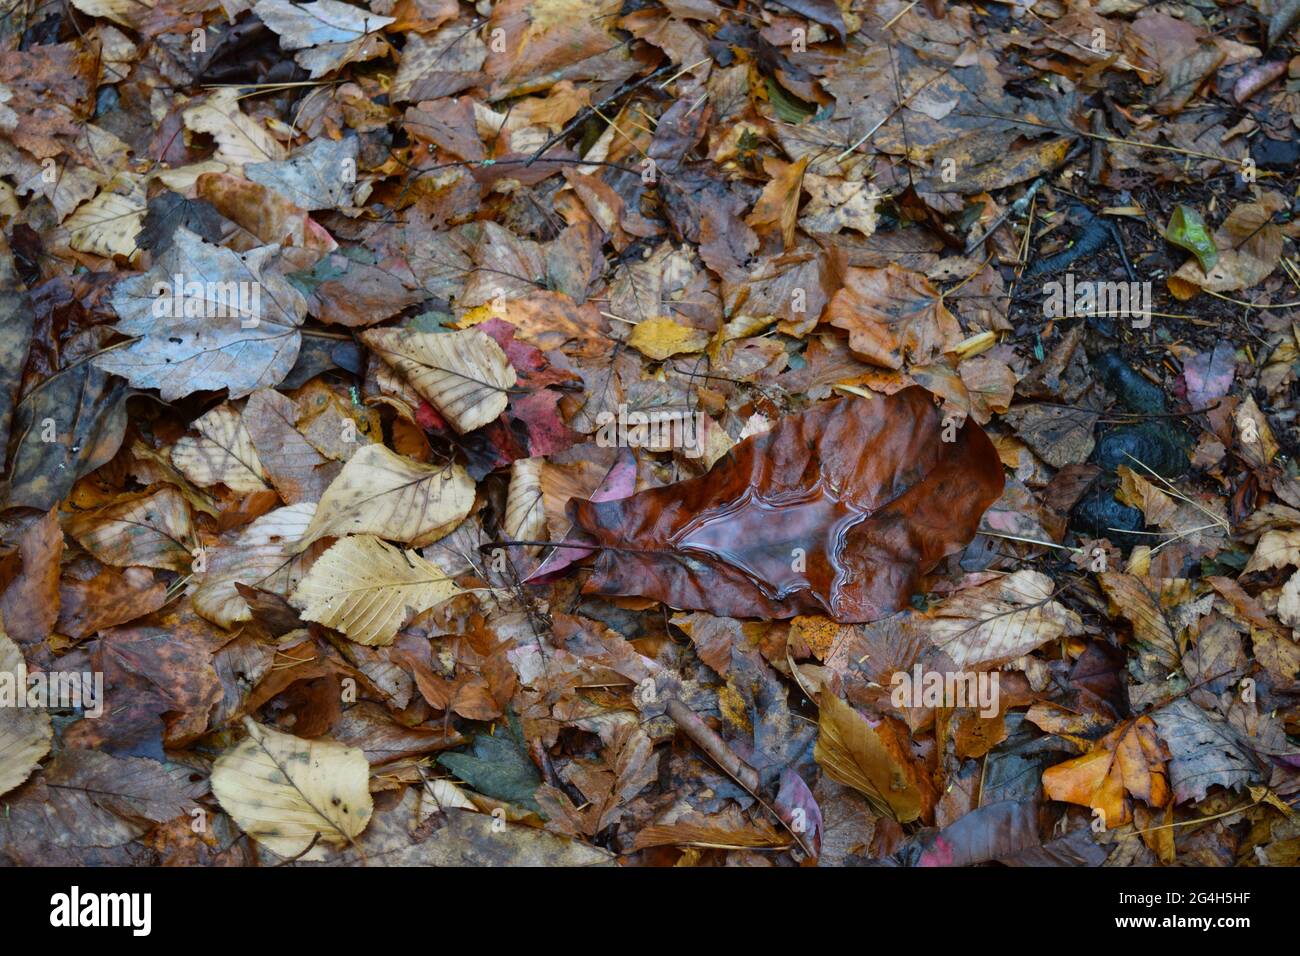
[814,692,925,824]
[211,717,373,858]
[361,326,515,434]
[0,630,52,796]
[63,485,195,572]
[290,535,463,646]
[826,265,963,370]
[95,228,307,401]
[923,569,1084,668]
[570,388,1003,623]
[1042,716,1171,828]
[293,443,475,550]
[171,403,270,494]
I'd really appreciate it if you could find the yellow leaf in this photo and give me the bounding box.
[294,443,475,551]
[65,175,146,260]
[290,534,463,646]
[361,326,515,434]
[171,403,270,494]
[813,692,922,823]
[627,316,710,361]
[0,630,52,797]
[210,718,372,858]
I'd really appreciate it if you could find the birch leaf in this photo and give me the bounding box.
[360,326,515,433]
[210,717,373,858]
[290,534,464,646]
[294,443,475,551]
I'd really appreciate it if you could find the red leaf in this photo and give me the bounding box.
[569,388,1003,623]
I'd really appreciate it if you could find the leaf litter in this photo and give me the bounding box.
[0,0,1298,871]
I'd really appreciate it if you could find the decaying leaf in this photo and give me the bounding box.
[361,327,516,433]
[171,403,270,494]
[1042,716,1171,828]
[923,570,1084,668]
[814,692,924,824]
[95,228,307,401]
[192,503,320,629]
[62,485,194,572]
[0,630,52,797]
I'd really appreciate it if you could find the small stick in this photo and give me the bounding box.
[664,698,761,793]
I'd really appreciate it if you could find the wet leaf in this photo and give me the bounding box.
[293,443,475,550]
[95,228,307,401]
[0,630,52,796]
[361,326,516,434]
[1164,205,1218,274]
[570,388,1003,623]
[814,693,924,824]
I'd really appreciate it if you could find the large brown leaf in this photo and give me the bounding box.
[568,388,1003,623]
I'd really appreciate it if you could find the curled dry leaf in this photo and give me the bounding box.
[0,630,52,797]
[361,326,516,434]
[1097,573,1182,671]
[170,403,270,494]
[503,457,546,555]
[289,534,463,646]
[210,717,373,859]
[1042,715,1171,829]
[569,388,1003,623]
[294,443,475,551]
[826,264,963,370]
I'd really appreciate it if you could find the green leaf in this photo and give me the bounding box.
[437,711,541,811]
[1165,205,1218,273]
[765,77,816,124]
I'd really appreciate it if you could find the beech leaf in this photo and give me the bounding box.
[289,534,463,646]
[210,718,373,858]
[294,443,476,551]
[0,631,52,797]
[814,693,923,824]
[361,326,516,434]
